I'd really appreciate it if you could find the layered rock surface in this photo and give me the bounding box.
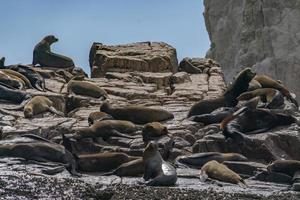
[204,0,300,101]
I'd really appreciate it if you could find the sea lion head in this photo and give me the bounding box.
[43,35,58,44]
[239,67,256,82]
[100,101,111,113]
[24,107,33,118]
[142,122,168,142]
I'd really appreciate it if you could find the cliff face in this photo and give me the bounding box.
[204,0,300,101]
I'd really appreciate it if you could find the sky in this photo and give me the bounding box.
[0,0,210,75]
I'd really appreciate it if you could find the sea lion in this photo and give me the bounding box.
[221,106,297,142]
[100,101,174,124]
[8,64,45,91]
[0,57,4,68]
[0,70,24,89]
[0,82,31,104]
[77,152,140,172]
[88,111,113,126]
[73,120,138,140]
[1,69,33,89]
[67,80,108,99]
[248,79,262,91]
[0,134,80,176]
[187,67,256,117]
[175,152,247,169]
[33,35,74,68]
[200,160,246,187]
[267,160,300,177]
[23,96,64,118]
[142,141,177,186]
[142,122,168,142]
[253,75,298,107]
[237,88,284,109]
[100,157,144,177]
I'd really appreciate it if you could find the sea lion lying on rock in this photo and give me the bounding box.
[73,120,138,140]
[67,80,108,99]
[100,101,174,124]
[88,111,113,126]
[1,69,33,89]
[175,152,247,169]
[0,82,31,104]
[188,67,256,117]
[0,70,24,89]
[200,160,246,187]
[142,122,168,142]
[33,35,74,68]
[142,141,177,186]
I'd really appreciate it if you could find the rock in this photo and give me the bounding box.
[204,0,300,102]
[89,42,178,77]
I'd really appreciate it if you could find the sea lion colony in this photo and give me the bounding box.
[0,35,300,191]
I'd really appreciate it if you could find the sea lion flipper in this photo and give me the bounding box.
[48,106,65,117]
[41,166,65,175]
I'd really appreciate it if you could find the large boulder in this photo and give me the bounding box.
[89,42,178,77]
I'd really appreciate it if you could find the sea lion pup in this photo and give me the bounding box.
[77,152,140,172]
[33,35,74,68]
[67,80,108,99]
[253,75,298,107]
[220,104,297,142]
[142,122,168,142]
[1,69,33,89]
[0,82,31,104]
[237,88,284,109]
[200,160,246,187]
[100,101,174,124]
[175,152,247,169]
[0,70,24,89]
[88,111,113,126]
[9,64,45,91]
[73,120,138,140]
[187,67,256,117]
[100,157,144,177]
[22,96,64,118]
[142,141,177,186]
[0,134,80,176]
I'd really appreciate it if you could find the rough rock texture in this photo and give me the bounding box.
[89,42,178,77]
[204,0,300,101]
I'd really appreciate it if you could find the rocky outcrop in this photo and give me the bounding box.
[204,0,300,101]
[89,42,178,77]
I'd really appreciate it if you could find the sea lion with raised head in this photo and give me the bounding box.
[100,101,174,124]
[67,80,108,99]
[33,35,74,68]
[188,67,256,117]
[88,111,113,126]
[200,160,246,187]
[142,141,177,186]
[176,152,247,169]
[74,120,138,140]
[142,122,168,142]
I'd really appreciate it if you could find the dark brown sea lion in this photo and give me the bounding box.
[0,57,4,68]
[1,69,33,89]
[88,111,113,126]
[200,160,246,187]
[100,101,174,124]
[33,35,74,68]
[267,160,300,177]
[187,67,256,117]
[100,157,144,177]
[77,152,140,172]
[142,141,177,186]
[0,82,31,104]
[0,71,23,89]
[73,120,138,140]
[221,106,296,142]
[175,152,247,169]
[67,80,108,99]
[142,122,168,142]
[0,134,80,176]
[253,75,298,107]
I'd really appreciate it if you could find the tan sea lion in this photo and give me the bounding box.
[88,111,113,126]
[188,67,256,117]
[73,120,138,140]
[23,96,64,118]
[253,75,298,107]
[175,152,247,169]
[142,122,168,142]
[142,141,177,186]
[67,80,108,99]
[33,35,74,68]
[200,160,246,187]
[1,69,33,89]
[77,152,140,172]
[100,101,174,124]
